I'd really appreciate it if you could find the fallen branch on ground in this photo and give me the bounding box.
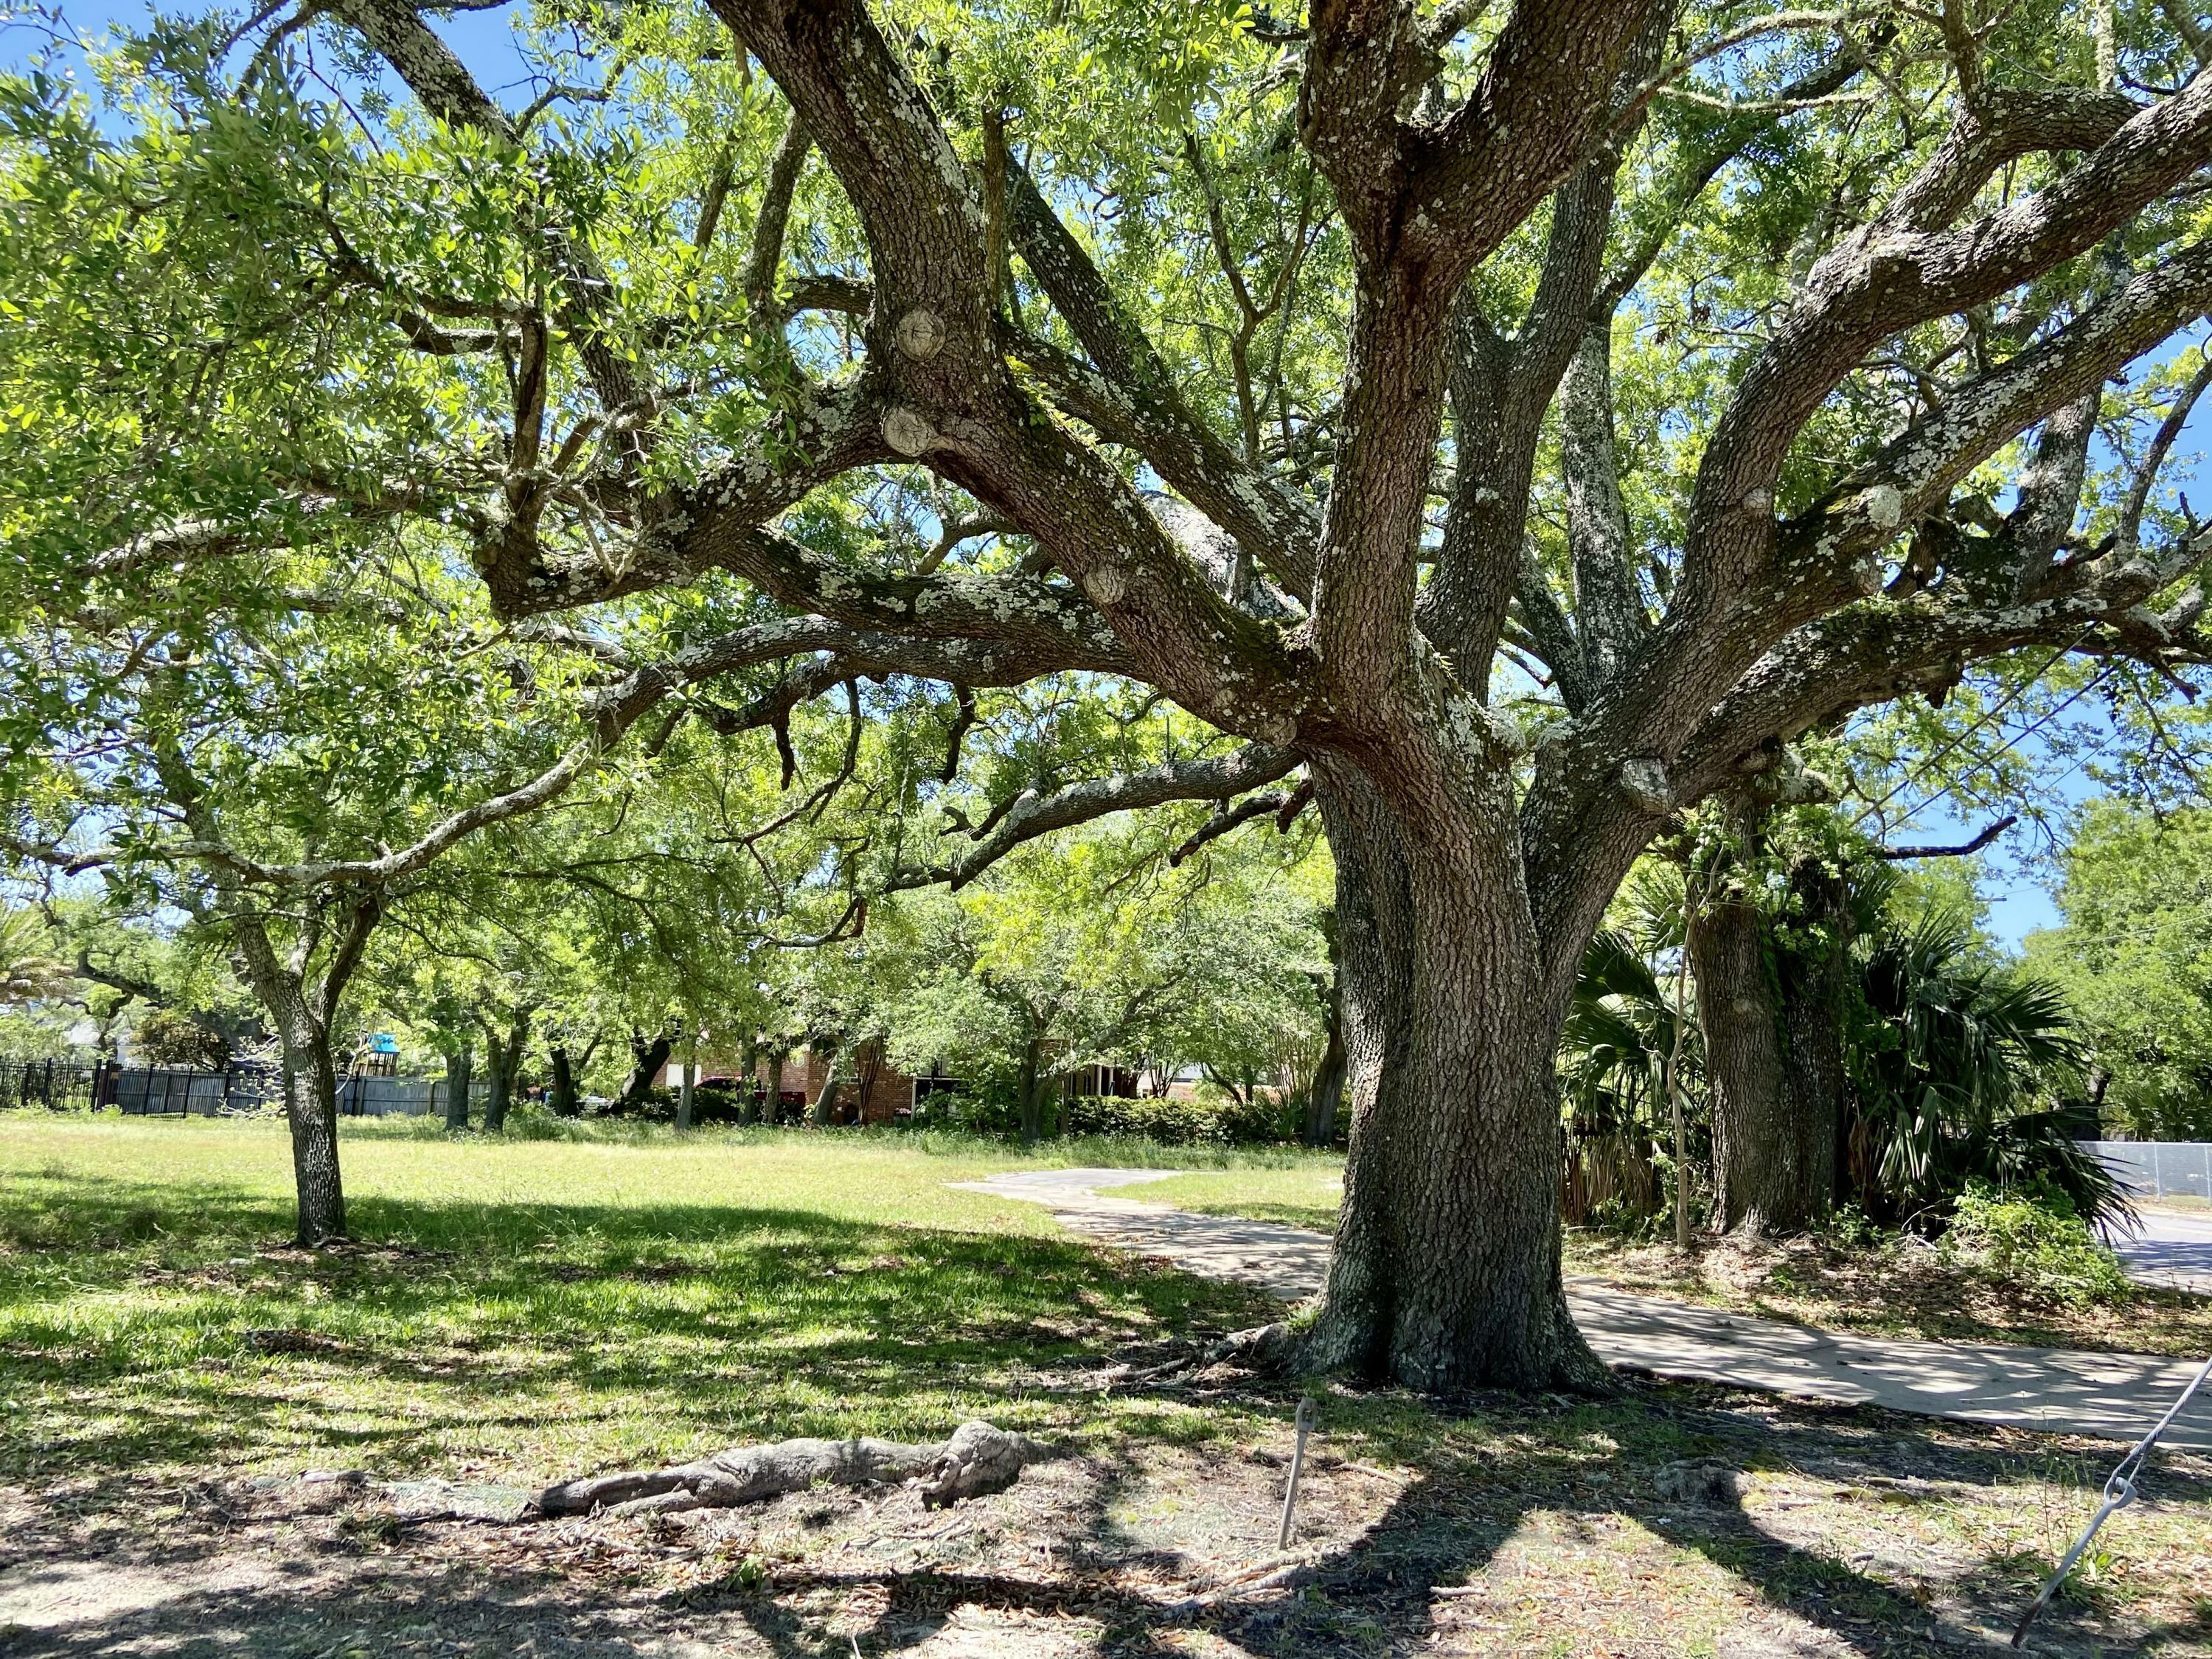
[535,1420,1049,1518]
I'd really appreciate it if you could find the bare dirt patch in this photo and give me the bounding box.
[3,1377,2208,1658]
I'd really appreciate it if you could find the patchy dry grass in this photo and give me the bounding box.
[1,1116,2208,1657]
[1561,1230,2212,1363]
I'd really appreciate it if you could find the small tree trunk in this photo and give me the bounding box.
[549,1044,578,1117]
[677,1034,696,1130]
[766,1052,785,1124]
[1299,764,1603,1392]
[1688,886,1798,1234]
[1304,967,1347,1147]
[280,1015,346,1245]
[445,1039,473,1130]
[810,1046,842,1127]
[854,1041,882,1124]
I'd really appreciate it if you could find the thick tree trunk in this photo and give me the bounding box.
[1301,765,1604,1393]
[549,1044,578,1116]
[618,1029,672,1109]
[280,1017,346,1245]
[445,1039,473,1130]
[1775,856,1849,1222]
[810,1045,842,1127]
[1688,886,1801,1234]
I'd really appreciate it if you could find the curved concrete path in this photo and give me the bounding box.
[955,1168,2212,1450]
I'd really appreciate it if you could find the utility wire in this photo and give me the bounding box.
[1848,639,2111,838]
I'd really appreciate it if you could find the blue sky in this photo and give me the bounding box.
[7,1,2199,954]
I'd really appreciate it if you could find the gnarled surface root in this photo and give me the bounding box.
[535,1420,1048,1518]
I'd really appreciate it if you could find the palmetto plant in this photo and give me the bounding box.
[0,909,72,1008]
[1851,903,2124,1229]
[1562,860,2124,1233]
[1559,866,1699,1225]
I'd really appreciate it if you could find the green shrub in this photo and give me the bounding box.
[1062,1092,1291,1146]
[594,1084,678,1121]
[1941,1181,2136,1305]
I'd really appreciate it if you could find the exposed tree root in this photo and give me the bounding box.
[1206,1321,1301,1372]
[535,1421,1049,1518]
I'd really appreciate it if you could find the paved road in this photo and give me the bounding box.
[2112,1203,2212,1295]
[956,1168,2212,1450]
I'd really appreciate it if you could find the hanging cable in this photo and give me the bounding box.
[1848,644,2112,837]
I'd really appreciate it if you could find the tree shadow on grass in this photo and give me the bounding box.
[5,1168,2210,1657]
[15,1392,2205,1659]
[0,1166,1280,1484]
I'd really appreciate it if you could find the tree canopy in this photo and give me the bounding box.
[8,0,2212,1388]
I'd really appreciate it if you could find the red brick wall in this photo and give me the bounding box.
[659,1041,914,1124]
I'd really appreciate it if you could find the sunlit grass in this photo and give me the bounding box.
[2,1114,2208,1651]
[0,1113,1286,1489]
[1144,1164,1343,1231]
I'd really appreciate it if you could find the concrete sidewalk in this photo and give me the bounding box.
[956,1167,2212,1450]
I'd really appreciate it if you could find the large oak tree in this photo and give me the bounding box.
[10,0,2212,1385]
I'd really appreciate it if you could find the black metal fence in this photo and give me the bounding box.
[1,1058,102,1112]
[0,1057,280,1115]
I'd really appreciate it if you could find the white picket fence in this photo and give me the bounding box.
[2084,1140,2212,1204]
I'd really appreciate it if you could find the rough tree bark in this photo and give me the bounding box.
[1688,876,1797,1235]
[1298,762,1604,1391]
[445,1038,473,1131]
[1776,855,1852,1219]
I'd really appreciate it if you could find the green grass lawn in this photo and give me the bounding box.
[1145,1164,1343,1230]
[3,1114,2208,1657]
[0,1113,1302,1492]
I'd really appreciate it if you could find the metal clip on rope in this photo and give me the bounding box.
[2011,1352,2212,1648]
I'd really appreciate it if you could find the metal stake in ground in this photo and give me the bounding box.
[2011,1352,2212,1648]
[1277,1397,1315,1550]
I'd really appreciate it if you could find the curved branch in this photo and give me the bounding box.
[1167,776,1315,866]
[890,744,1300,891]
[1874,815,2017,859]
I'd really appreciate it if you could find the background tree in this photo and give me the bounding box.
[2026,801,2212,1138]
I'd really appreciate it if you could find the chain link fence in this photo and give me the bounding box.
[2083,1141,2212,1204]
